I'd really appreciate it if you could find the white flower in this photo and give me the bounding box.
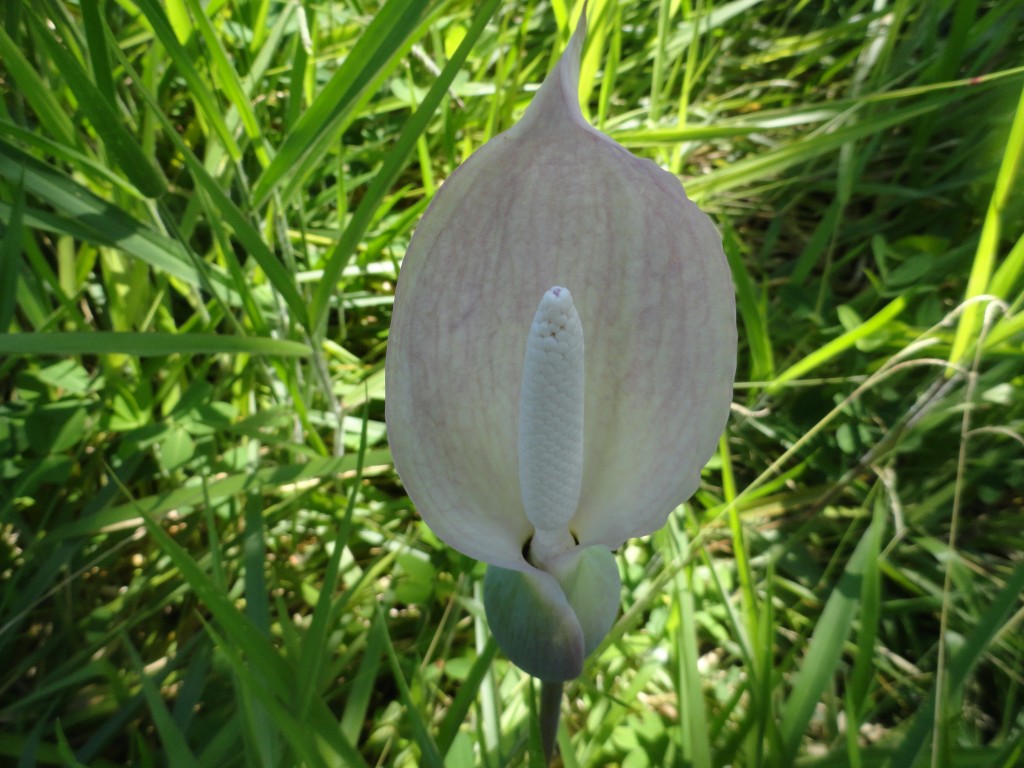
[385,15,736,680]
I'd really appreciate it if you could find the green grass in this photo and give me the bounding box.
[2,0,1023,766]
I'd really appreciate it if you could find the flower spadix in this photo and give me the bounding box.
[386,15,736,682]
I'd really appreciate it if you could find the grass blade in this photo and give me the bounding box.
[375,604,445,768]
[0,176,24,331]
[26,12,166,198]
[436,638,499,755]
[0,331,311,357]
[251,0,428,206]
[948,81,1024,363]
[309,0,502,335]
[132,0,243,161]
[886,559,1024,768]
[767,296,906,393]
[0,23,76,145]
[0,139,233,293]
[124,639,203,768]
[49,453,389,539]
[779,511,886,764]
[178,0,272,167]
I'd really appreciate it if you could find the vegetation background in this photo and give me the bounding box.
[1,0,1023,766]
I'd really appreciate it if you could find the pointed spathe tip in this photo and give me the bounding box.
[571,3,588,53]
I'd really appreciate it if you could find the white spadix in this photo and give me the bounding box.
[519,286,584,568]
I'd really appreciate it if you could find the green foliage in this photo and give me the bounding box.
[1,0,1022,766]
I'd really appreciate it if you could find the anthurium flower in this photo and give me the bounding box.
[385,15,736,682]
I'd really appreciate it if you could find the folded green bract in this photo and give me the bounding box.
[385,13,737,681]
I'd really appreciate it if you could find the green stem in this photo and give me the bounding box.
[539,680,563,764]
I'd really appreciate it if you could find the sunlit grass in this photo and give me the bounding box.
[1,1,1022,766]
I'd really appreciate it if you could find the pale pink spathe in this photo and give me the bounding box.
[385,15,737,572]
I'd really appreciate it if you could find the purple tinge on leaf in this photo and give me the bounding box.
[385,12,736,679]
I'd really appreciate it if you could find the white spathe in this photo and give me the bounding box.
[386,15,735,577]
[386,11,736,682]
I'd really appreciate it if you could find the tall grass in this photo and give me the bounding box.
[1,1,1022,766]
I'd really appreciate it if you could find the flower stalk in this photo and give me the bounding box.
[539,680,564,763]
